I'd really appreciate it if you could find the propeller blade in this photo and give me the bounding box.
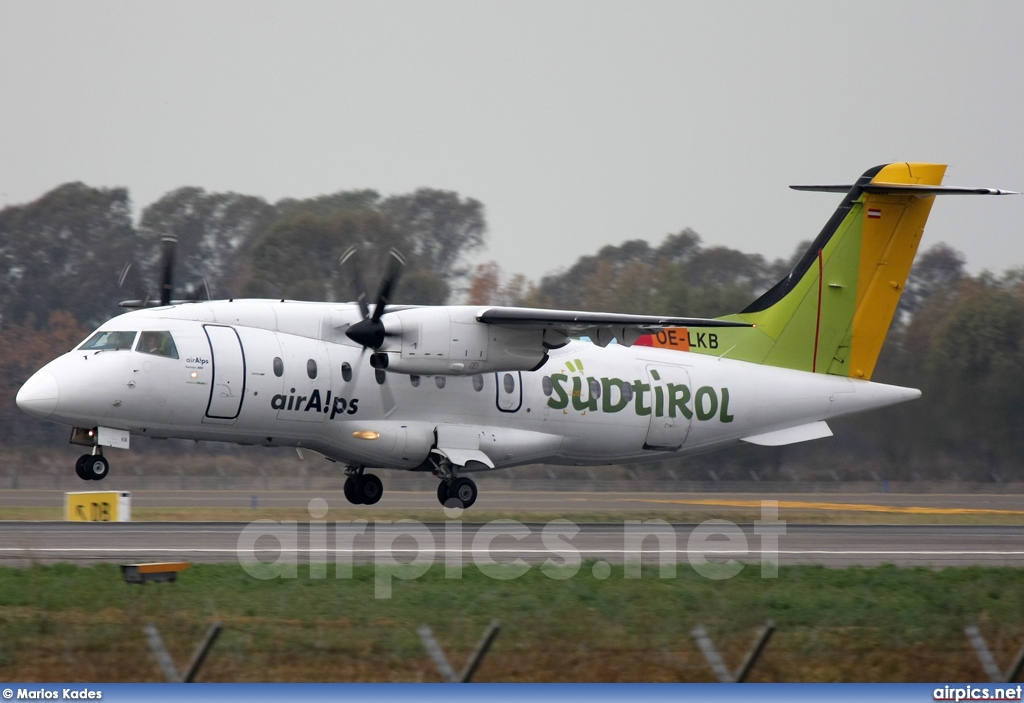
[340,246,370,320]
[159,236,177,307]
[117,263,132,290]
[378,369,397,418]
[195,278,212,302]
[371,249,405,322]
[344,248,406,350]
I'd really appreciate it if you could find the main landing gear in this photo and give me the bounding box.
[343,466,383,505]
[75,451,109,481]
[434,458,478,509]
[437,476,478,509]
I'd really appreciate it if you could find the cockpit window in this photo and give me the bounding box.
[80,331,137,352]
[136,331,179,359]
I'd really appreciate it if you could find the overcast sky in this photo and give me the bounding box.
[1,1,1021,286]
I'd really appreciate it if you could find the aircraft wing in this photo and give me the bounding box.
[477,306,751,347]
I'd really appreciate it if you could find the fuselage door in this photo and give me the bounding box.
[643,364,691,451]
[495,371,523,413]
[204,325,246,420]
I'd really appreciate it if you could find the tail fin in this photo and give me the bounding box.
[664,163,1014,380]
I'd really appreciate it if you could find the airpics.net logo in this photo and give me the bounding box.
[235,500,787,598]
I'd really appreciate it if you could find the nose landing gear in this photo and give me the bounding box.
[75,453,109,481]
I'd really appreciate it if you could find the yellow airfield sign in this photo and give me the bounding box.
[65,491,132,522]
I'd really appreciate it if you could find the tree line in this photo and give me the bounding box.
[2,181,1022,480]
[0,182,486,331]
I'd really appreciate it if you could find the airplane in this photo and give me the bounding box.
[14,163,1015,509]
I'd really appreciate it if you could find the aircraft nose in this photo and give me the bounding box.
[16,370,59,419]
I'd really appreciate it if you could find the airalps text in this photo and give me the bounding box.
[271,388,359,419]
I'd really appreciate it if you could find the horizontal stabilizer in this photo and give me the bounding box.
[791,184,1018,196]
[740,421,832,446]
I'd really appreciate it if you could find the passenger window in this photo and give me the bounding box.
[273,357,284,377]
[621,382,634,403]
[542,376,552,396]
[503,373,515,394]
[136,331,179,359]
[435,376,446,389]
[307,359,317,379]
[410,375,421,387]
[472,374,484,392]
[341,362,352,382]
[81,330,137,352]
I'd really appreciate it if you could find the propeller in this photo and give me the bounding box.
[343,248,405,350]
[118,235,211,308]
[158,235,176,306]
[339,246,405,417]
[117,262,150,308]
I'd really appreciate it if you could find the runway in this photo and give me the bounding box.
[2,521,1023,568]
[3,488,1024,514]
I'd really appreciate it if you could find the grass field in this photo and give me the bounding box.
[1,562,1023,682]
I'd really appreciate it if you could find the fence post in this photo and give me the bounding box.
[966,625,1024,683]
[692,621,775,683]
[418,625,457,682]
[182,623,223,683]
[735,621,775,683]
[418,620,501,683]
[965,625,1007,683]
[143,624,180,682]
[1007,639,1024,683]
[458,620,502,683]
[144,621,222,682]
[691,624,732,682]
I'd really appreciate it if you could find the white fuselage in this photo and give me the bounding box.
[17,300,920,472]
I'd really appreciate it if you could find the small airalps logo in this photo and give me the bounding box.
[186,356,210,366]
[272,388,359,419]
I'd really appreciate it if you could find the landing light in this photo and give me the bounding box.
[352,431,380,441]
[190,372,198,378]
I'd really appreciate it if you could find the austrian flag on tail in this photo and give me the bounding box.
[867,208,882,219]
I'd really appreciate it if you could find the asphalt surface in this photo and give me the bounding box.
[3,488,1024,512]
[1,521,1023,568]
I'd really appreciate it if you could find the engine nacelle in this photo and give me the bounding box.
[373,306,548,376]
[328,420,435,468]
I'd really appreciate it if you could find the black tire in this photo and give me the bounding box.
[343,476,363,505]
[436,480,450,506]
[360,474,383,505]
[85,456,109,481]
[75,455,91,481]
[448,477,478,509]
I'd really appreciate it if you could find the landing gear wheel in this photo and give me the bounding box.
[83,455,109,481]
[359,474,383,505]
[343,475,364,505]
[436,480,450,506]
[447,477,477,509]
[75,455,91,481]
